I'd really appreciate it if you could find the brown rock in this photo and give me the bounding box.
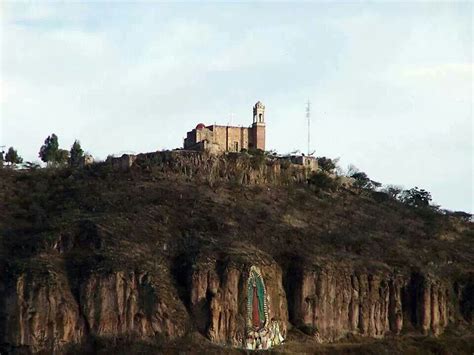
[80,271,185,339]
[189,252,288,348]
[2,273,85,353]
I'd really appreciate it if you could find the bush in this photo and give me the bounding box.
[351,171,381,190]
[449,211,472,222]
[400,186,432,208]
[248,148,265,156]
[371,190,391,203]
[382,185,403,199]
[250,152,266,169]
[308,171,338,192]
[317,156,336,174]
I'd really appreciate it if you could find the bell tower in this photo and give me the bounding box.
[253,101,265,124]
[252,101,266,151]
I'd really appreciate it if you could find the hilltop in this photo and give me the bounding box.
[0,151,473,354]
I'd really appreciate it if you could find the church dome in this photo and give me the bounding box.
[196,123,206,130]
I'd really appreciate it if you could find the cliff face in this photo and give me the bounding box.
[0,270,187,353]
[1,272,85,353]
[0,155,472,353]
[1,263,469,353]
[188,251,288,349]
[287,266,452,342]
[79,271,185,339]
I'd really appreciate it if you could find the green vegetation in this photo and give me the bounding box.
[39,133,59,164]
[69,140,84,167]
[316,156,337,174]
[1,156,471,277]
[4,146,23,166]
[308,171,338,192]
[400,186,432,208]
[39,133,70,166]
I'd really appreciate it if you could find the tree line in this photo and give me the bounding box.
[312,156,435,210]
[0,133,85,169]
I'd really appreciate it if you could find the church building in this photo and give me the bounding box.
[184,101,266,153]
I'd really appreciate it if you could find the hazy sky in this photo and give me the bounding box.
[1,1,472,213]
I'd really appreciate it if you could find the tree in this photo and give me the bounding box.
[351,171,381,190]
[56,149,70,166]
[5,147,23,166]
[317,157,337,174]
[69,140,84,167]
[400,187,432,208]
[39,134,59,165]
[382,185,403,199]
[347,164,361,175]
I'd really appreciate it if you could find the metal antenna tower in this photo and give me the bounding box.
[306,100,311,156]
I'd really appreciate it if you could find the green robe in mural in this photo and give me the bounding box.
[248,273,266,330]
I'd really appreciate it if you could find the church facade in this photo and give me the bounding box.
[184,101,266,153]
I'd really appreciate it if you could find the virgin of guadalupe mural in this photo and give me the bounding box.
[247,267,267,330]
[245,266,284,350]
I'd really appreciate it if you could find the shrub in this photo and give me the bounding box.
[308,171,338,192]
[400,186,432,208]
[351,171,381,190]
[317,156,337,174]
[382,184,403,199]
[447,211,472,222]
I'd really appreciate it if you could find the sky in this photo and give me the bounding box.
[1,1,472,213]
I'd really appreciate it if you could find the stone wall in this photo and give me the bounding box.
[184,124,263,153]
[107,154,137,170]
[252,122,265,151]
[211,126,251,152]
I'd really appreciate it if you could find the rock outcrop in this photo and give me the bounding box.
[0,257,471,353]
[1,160,472,353]
[131,150,311,185]
[287,264,452,342]
[188,250,288,349]
[0,272,85,353]
[80,271,185,339]
[0,270,186,353]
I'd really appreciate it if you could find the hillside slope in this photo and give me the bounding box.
[0,152,473,354]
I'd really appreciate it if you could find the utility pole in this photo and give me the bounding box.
[306,100,311,156]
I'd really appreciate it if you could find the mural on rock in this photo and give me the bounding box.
[245,266,285,350]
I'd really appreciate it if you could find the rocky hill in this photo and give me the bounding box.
[0,151,473,354]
